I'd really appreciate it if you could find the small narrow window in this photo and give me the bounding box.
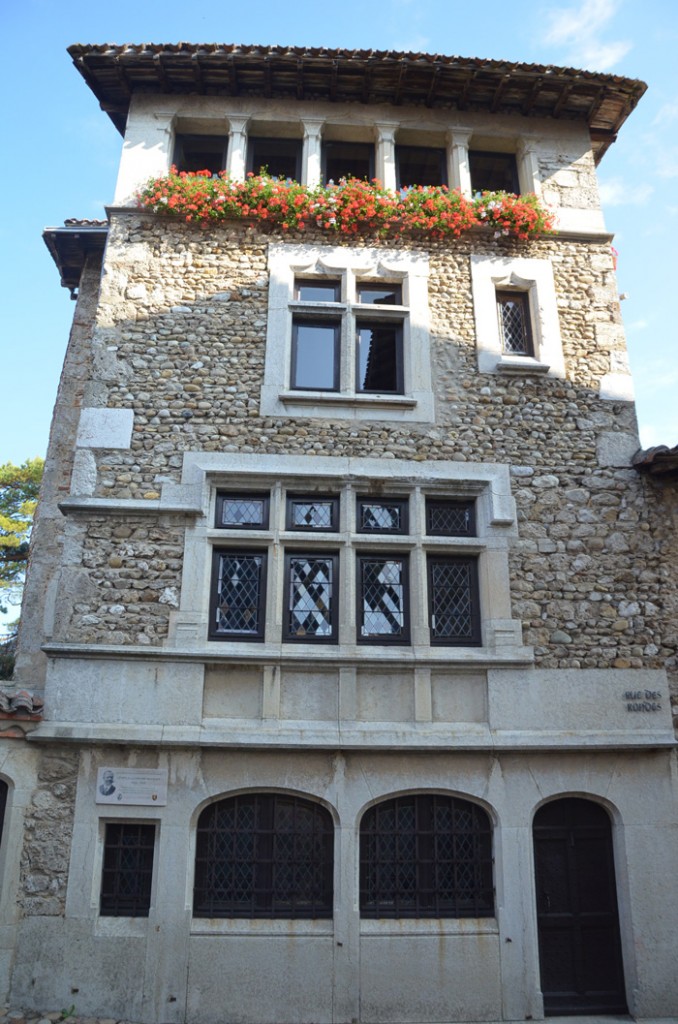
[0,780,7,850]
[497,291,533,356]
[357,323,403,393]
[216,493,269,530]
[358,555,409,643]
[426,499,476,537]
[194,794,333,919]
[173,134,228,175]
[211,551,266,641]
[428,556,481,646]
[291,320,340,391]
[323,142,374,182]
[295,279,341,302]
[284,553,339,642]
[357,498,408,534]
[247,137,302,180]
[357,283,402,306]
[396,145,447,189]
[469,151,520,194]
[100,822,155,917]
[287,496,338,531]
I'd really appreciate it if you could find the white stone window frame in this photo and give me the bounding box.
[260,243,434,422]
[170,453,529,665]
[470,255,565,378]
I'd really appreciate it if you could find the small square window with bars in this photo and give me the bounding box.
[496,291,534,356]
[100,822,156,917]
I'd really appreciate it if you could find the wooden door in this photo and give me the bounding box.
[533,798,627,1015]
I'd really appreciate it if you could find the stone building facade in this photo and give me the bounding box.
[1,44,677,1024]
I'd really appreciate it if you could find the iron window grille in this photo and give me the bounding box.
[426,499,476,537]
[428,556,481,646]
[360,794,494,918]
[247,137,302,180]
[100,822,156,917]
[284,552,339,642]
[496,291,534,356]
[469,151,520,194]
[395,145,447,189]
[357,497,409,534]
[173,133,228,175]
[194,793,334,918]
[216,492,270,530]
[210,550,267,641]
[286,496,339,532]
[357,554,410,644]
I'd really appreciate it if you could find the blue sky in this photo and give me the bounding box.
[1,0,677,469]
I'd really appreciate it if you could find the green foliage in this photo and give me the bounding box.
[0,457,44,617]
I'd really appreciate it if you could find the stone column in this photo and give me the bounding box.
[375,123,398,191]
[448,129,473,195]
[226,116,250,182]
[517,138,542,197]
[114,111,174,205]
[302,118,324,186]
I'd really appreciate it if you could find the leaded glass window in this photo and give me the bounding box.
[360,794,493,918]
[358,555,409,643]
[287,496,338,531]
[194,794,333,918]
[100,823,155,917]
[426,499,475,537]
[216,492,269,529]
[285,553,338,641]
[497,291,533,356]
[211,551,266,640]
[428,556,481,645]
[357,498,408,534]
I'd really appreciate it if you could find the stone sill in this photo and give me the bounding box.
[41,640,534,668]
[59,496,203,517]
[496,358,550,376]
[279,391,417,410]
[28,721,676,751]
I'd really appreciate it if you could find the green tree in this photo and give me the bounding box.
[0,457,44,617]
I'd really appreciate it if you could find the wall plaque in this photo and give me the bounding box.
[95,767,168,805]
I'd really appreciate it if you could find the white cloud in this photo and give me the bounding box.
[540,0,631,70]
[598,178,653,206]
[652,100,678,126]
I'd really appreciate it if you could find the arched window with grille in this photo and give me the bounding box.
[193,793,334,919]
[360,793,494,918]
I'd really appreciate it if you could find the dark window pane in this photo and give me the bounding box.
[100,823,155,917]
[360,795,493,918]
[323,142,374,182]
[357,499,408,534]
[0,780,7,849]
[217,494,269,529]
[287,497,337,531]
[248,137,301,180]
[194,794,333,918]
[428,557,481,645]
[213,553,265,639]
[497,291,533,355]
[295,280,341,302]
[173,134,228,175]
[286,555,337,640]
[292,321,339,390]
[357,284,402,305]
[357,323,402,393]
[359,557,408,641]
[469,151,520,194]
[426,500,475,537]
[396,146,446,188]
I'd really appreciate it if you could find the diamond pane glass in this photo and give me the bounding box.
[358,501,404,533]
[360,558,406,638]
[426,500,475,536]
[194,794,333,918]
[498,292,532,355]
[287,556,334,638]
[360,795,493,918]
[100,823,155,917]
[221,497,265,528]
[430,560,474,640]
[290,500,334,530]
[215,554,263,635]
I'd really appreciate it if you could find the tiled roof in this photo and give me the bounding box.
[43,220,108,296]
[68,43,647,162]
[633,445,678,480]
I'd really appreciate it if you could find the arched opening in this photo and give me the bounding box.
[193,792,333,918]
[533,797,627,1015]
